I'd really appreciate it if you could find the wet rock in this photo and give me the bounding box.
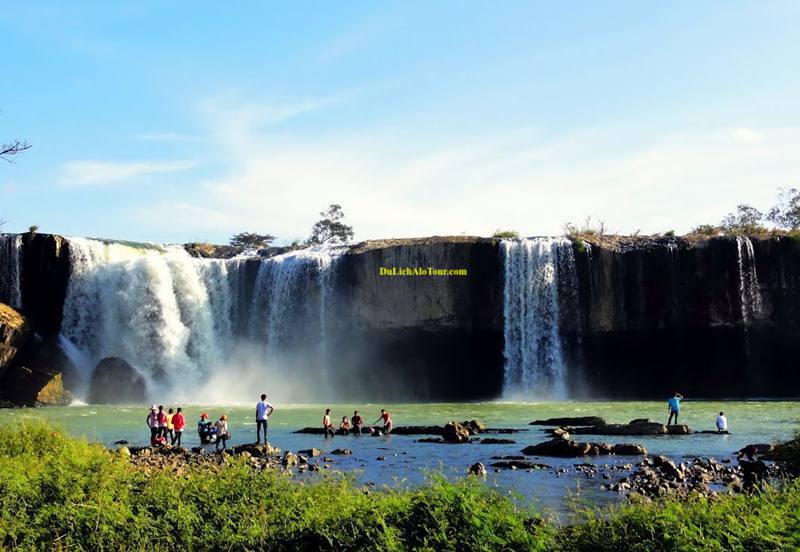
[88,357,147,404]
[612,443,648,455]
[468,462,487,476]
[281,451,298,467]
[572,421,668,436]
[530,416,606,426]
[114,439,129,445]
[330,448,352,455]
[491,460,550,470]
[590,442,614,455]
[667,424,692,435]
[460,420,487,434]
[298,448,323,457]
[737,443,774,460]
[521,439,592,457]
[443,421,471,443]
[417,437,444,443]
[376,456,386,461]
[479,438,516,444]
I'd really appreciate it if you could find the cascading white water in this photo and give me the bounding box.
[735,236,763,324]
[60,238,243,398]
[59,236,343,402]
[501,237,575,399]
[0,234,23,309]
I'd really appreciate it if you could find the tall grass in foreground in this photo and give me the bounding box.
[1,421,799,551]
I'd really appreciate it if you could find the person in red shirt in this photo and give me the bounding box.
[374,409,393,435]
[156,405,168,440]
[171,407,186,446]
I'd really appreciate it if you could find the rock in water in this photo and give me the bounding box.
[281,451,298,467]
[88,357,146,404]
[529,416,606,426]
[667,425,692,435]
[521,439,592,457]
[443,421,471,443]
[612,443,648,455]
[468,462,487,476]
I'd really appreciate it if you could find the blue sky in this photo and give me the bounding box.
[1,2,799,244]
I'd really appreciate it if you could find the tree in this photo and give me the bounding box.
[767,188,800,231]
[691,224,720,236]
[229,232,276,249]
[492,229,520,239]
[1,140,31,162]
[719,204,766,235]
[563,216,606,237]
[307,204,354,245]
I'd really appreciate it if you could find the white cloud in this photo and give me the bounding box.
[732,127,763,144]
[59,159,197,186]
[130,102,800,242]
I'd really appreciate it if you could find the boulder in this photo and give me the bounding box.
[298,448,323,457]
[612,443,648,455]
[529,416,606,426]
[468,462,487,476]
[590,442,614,455]
[667,425,692,435]
[330,448,352,455]
[521,439,592,457]
[0,303,28,379]
[88,357,147,404]
[460,420,487,434]
[491,460,551,470]
[479,438,516,444]
[281,451,298,467]
[572,421,668,436]
[443,421,471,443]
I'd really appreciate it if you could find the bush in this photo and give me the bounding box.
[492,230,520,239]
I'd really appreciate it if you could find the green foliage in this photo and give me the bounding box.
[691,224,720,235]
[492,229,520,239]
[663,230,675,238]
[308,204,355,246]
[5,422,800,551]
[719,204,768,235]
[229,232,276,249]
[767,187,800,231]
[564,216,606,239]
[28,224,38,234]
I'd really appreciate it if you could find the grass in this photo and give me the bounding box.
[1,421,800,551]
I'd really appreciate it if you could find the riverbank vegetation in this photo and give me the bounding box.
[2,421,799,551]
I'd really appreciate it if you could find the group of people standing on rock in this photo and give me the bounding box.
[322,408,393,437]
[146,405,186,446]
[666,392,729,433]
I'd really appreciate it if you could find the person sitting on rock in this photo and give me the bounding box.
[374,409,393,435]
[667,393,683,426]
[339,416,351,434]
[351,410,364,434]
[716,411,728,433]
[171,407,186,446]
[198,412,214,444]
[215,415,230,451]
[322,409,335,438]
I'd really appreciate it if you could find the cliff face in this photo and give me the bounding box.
[566,236,800,398]
[330,237,503,400]
[3,232,800,403]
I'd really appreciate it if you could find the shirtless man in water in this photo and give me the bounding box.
[374,408,393,435]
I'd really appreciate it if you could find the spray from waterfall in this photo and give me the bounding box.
[0,234,22,309]
[501,237,575,399]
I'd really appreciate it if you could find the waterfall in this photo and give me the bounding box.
[60,238,243,398]
[501,237,575,398]
[735,236,763,324]
[0,234,22,309]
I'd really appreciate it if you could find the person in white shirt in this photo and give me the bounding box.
[716,411,728,433]
[255,394,274,444]
[215,415,230,451]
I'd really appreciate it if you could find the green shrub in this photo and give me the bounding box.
[492,229,520,239]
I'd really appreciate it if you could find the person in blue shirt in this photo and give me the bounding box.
[667,392,684,426]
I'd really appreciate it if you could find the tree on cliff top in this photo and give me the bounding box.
[767,188,800,231]
[229,232,276,249]
[719,204,767,235]
[307,204,354,245]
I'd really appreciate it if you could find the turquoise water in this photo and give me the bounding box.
[3,401,797,520]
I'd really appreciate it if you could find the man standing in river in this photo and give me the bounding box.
[667,392,683,426]
[256,394,274,444]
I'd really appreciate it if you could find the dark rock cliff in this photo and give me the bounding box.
[2,232,800,403]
